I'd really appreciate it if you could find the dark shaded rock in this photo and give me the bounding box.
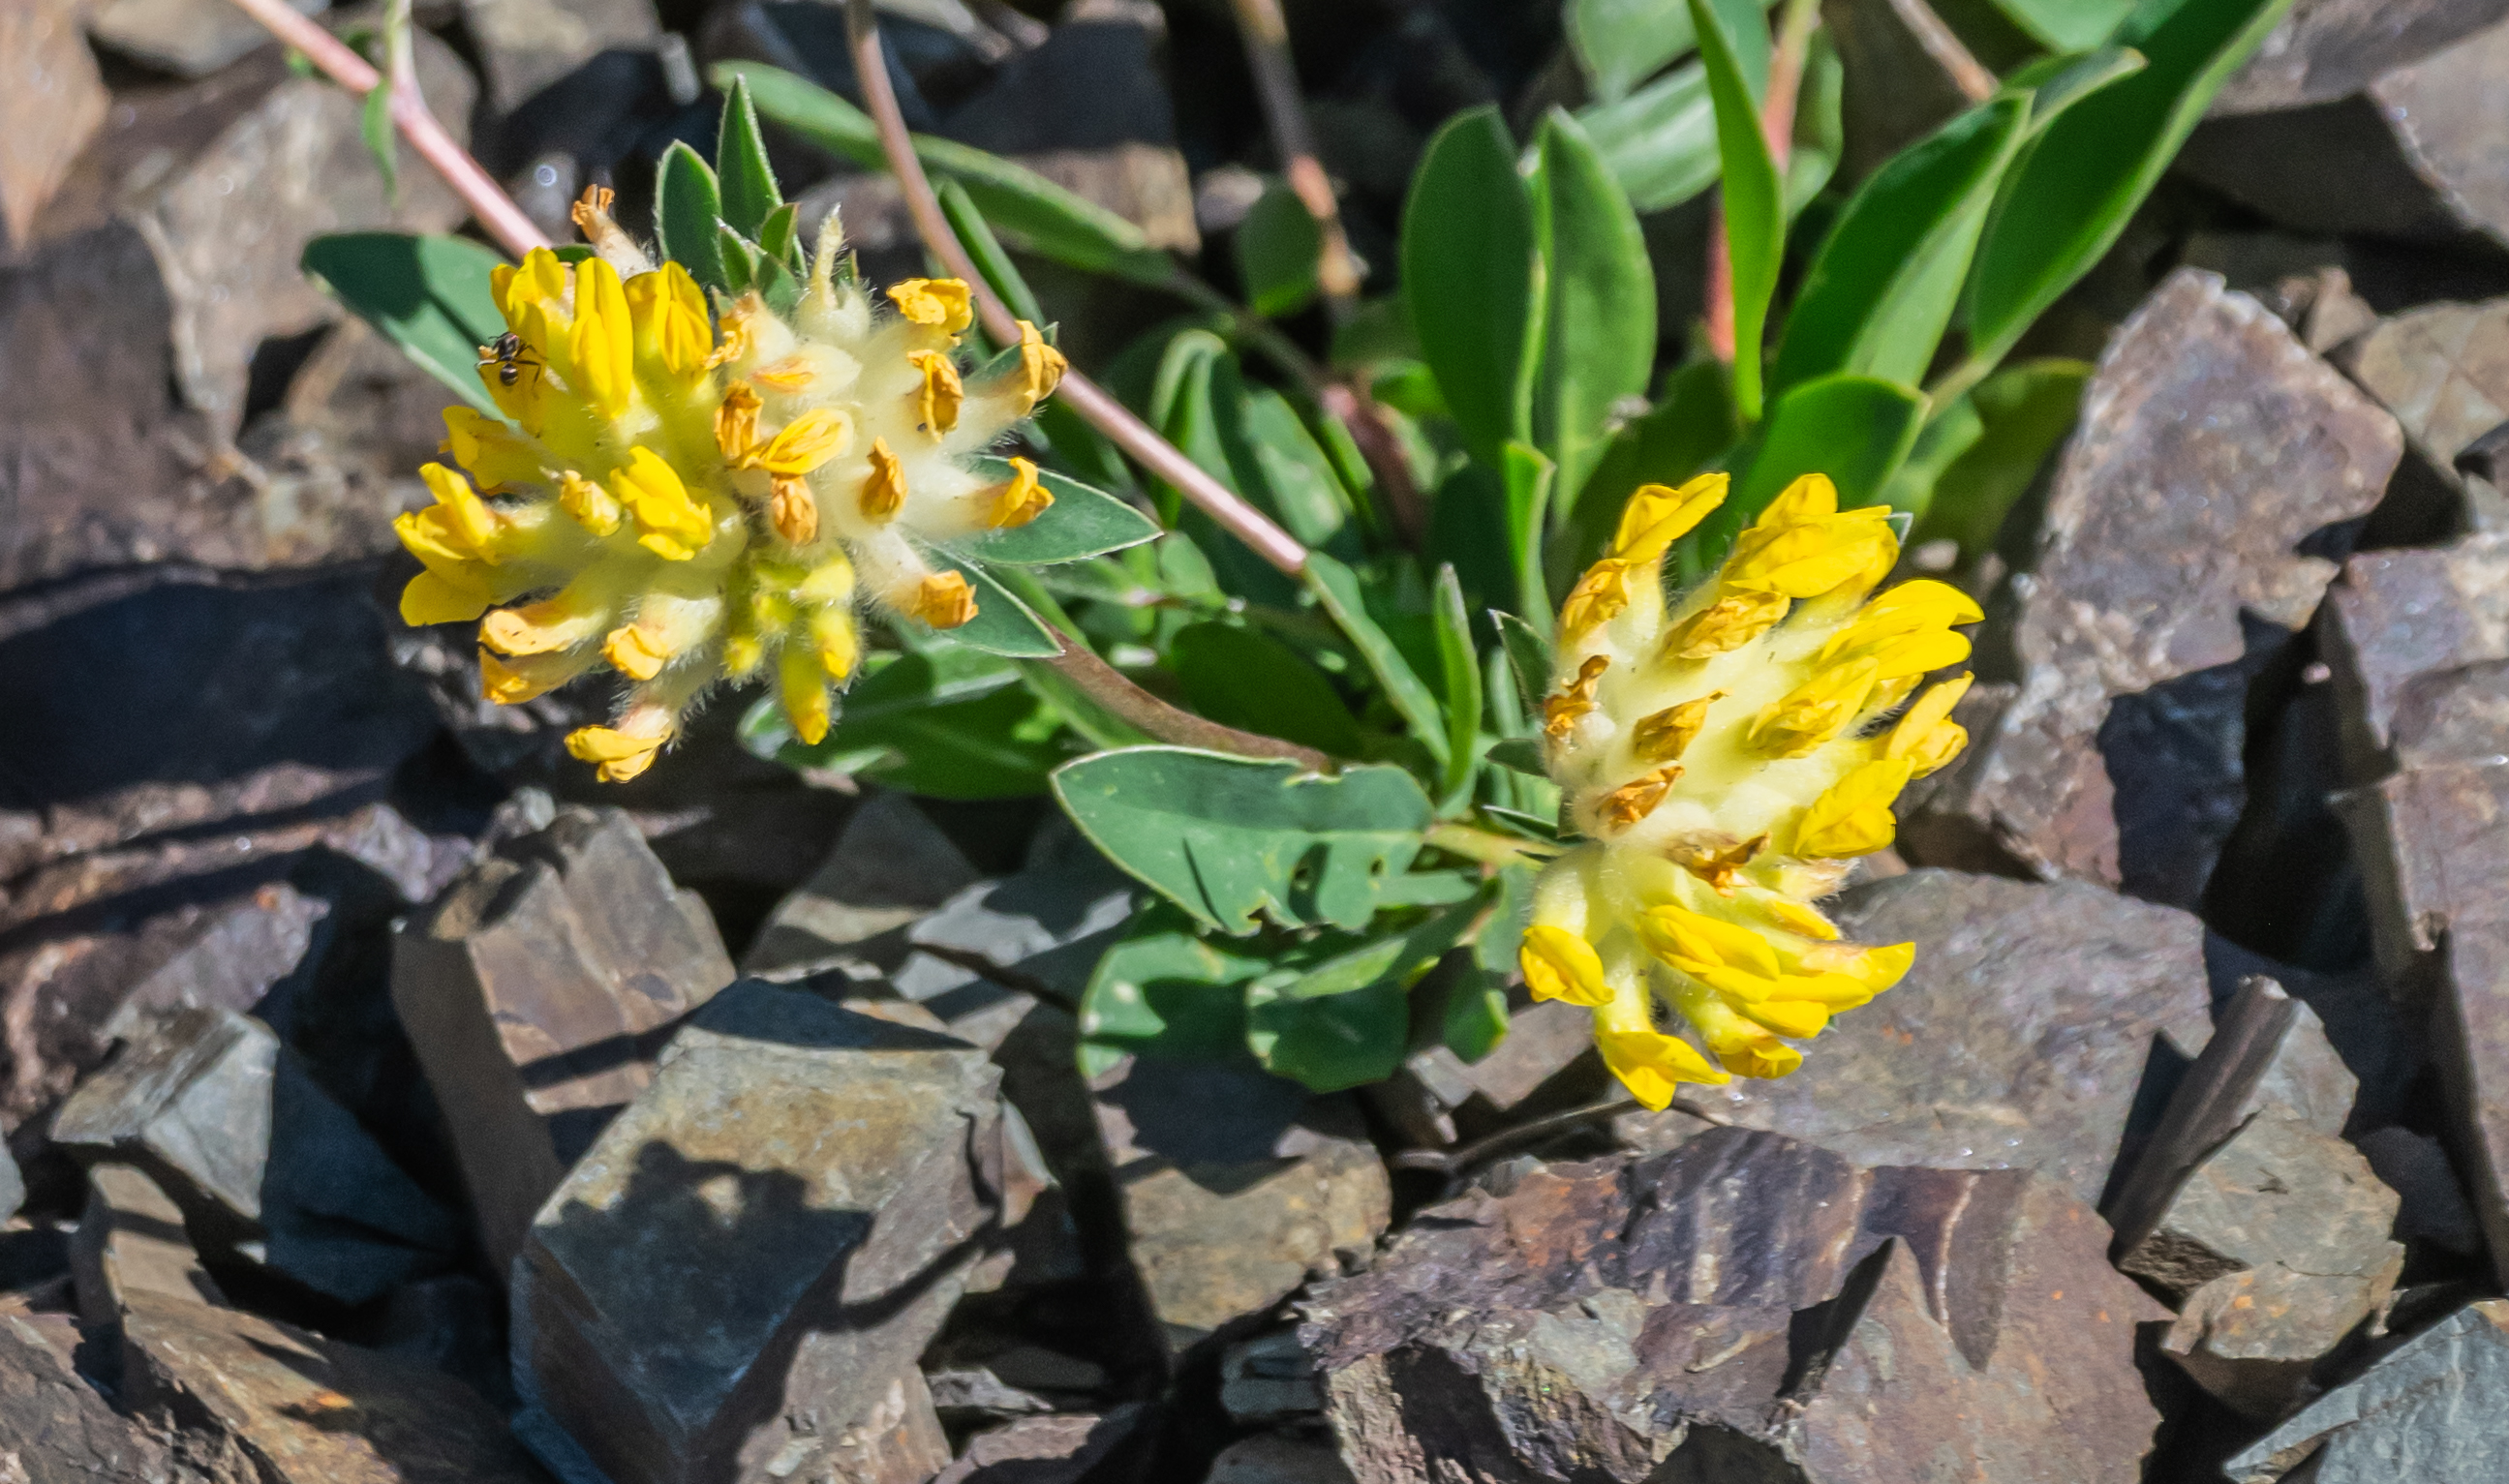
[460,0,660,115]
[1658,870,2215,1207]
[70,1163,227,1330]
[1368,997,1602,1149]
[0,1304,214,1483]
[0,0,107,249]
[1906,271,2399,896]
[741,791,983,983]
[1092,1057,1388,1354]
[1207,1433,1353,1484]
[933,1405,1148,1484]
[51,1007,459,1305]
[393,805,732,1277]
[1819,0,1970,183]
[374,1273,507,1408]
[2225,1299,2509,1481]
[2358,1126,2482,1254]
[513,980,1000,1484]
[2212,0,2509,113]
[119,1288,547,1483]
[924,1339,1107,1425]
[0,1142,18,1224]
[2181,15,2509,248]
[1221,1329,1324,1426]
[1301,1128,2165,1484]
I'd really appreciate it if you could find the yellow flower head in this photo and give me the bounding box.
[1516,472,1975,1106]
[393,196,1064,776]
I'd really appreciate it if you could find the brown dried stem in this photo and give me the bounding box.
[1704,0,1821,363]
[1884,0,1999,104]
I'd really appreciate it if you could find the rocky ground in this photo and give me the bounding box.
[7,0,2509,1481]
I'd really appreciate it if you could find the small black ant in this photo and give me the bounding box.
[478,332,542,389]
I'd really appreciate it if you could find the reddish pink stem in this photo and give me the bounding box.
[224,0,551,257]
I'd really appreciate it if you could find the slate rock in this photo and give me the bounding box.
[1301,1128,2166,1484]
[462,0,660,114]
[2212,0,2509,113]
[932,1406,1148,1484]
[87,0,325,78]
[741,792,983,983]
[1220,1329,1324,1426]
[1904,270,2400,895]
[70,1164,227,1331]
[1207,1433,1354,1484]
[2323,533,2509,779]
[1092,1056,1388,1353]
[513,979,1002,1484]
[119,1288,547,1483]
[0,1308,213,1484]
[51,1007,459,1305]
[2333,296,2509,530]
[2357,1126,2482,1254]
[2226,1299,2509,1482]
[1660,870,2215,1207]
[1368,997,1602,1149]
[0,0,107,249]
[393,804,733,1277]
[2182,15,2509,248]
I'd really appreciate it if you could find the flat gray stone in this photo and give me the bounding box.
[2213,0,2509,113]
[931,1406,1147,1484]
[394,805,733,1277]
[2226,1299,2509,1482]
[514,980,1002,1484]
[1677,870,2215,1207]
[1368,996,1602,1148]
[1206,1433,1354,1484]
[1220,1330,1324,1427]
[461,0,659,114]
[1906,270,2399,896]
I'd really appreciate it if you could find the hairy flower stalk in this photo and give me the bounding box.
[1520,472,1977,1109]
[393,193,1067,781]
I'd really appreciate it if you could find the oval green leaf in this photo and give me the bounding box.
[954,457,1161,565]
[301,232,505,410]
[1534,109,1657,507]
[1400,106,1541,468]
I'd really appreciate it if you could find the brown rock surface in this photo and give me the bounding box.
[0,0,107,249]
[70,1163,228,1328]
[0,1308,217,1484]
[2212,0,2509,113]
[1301,1129,2166,1484]
[1906,270,2398,893]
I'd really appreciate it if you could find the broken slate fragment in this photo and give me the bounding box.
[70,1164,227,1332]
[1904,270,2399,893]
[740,792,983,983]
[50,1007,458,1306]
[931,1406,1149,1484]
[0,1307,208,1483]
[514,979,1001,1484]
[2211,0,2509,113]
[2332,297,2509,520]
[1302,1128,2165,1484]
[2225,1299,2509,1483]
[393,805,734,1277]
[2322,533,2509,779]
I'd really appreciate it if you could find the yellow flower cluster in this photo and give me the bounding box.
[394,194,1066,781]
[1518,471,1977,1108]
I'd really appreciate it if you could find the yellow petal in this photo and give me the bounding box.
[1013,320,1067,411]
[753,353,817,392]
[1759,896,1839,941]
[1740,999,1829,1039]
[1557,559,1634,644]
[1598,1029,1731,1109]
[1886,674,1974,776]
[601,622,673,681]
[399,571,489,626]
[1799,940,1914,993]
[627,261,713,379]
[1636,904,1784,980]
[610,445,713,560]
[1746,657,1879,757]
[1519,925,1613,1008]
[1669,833,1766,894]
[887,277,974,334]
[757,409,852,474]
[770,475,820,544]
[1632,692,1721,763]
[1712,1029,1804,1079]
[1663,590,1789,660]
[859,437,906,521]
[779,643,832,745]
[558,471,623,535]
[419,463,501,556]
[481,593,603,656]
[1542,654,1611,741]
[1609,472,1728,562]
[988,458,1053,529]
[1795,758,1914,858]
[1753,472,1837,529]
[909,349,964,435]
[811,607,860,681]
[439,407,542,489]
[569,257,634,421]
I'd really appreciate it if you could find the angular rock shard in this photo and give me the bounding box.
[2226,1299,2509,1482]
[514,979,1002,1484]
[393,804,733,1276]
[1301,1128,2165,1484]
[70,1163,227,1331]
[1906,269,2399,896]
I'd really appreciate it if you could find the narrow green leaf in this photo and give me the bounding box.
[1912,358,2091,556]
[1499,441,1558,628]
[1169,622,1366,759]
[1050,747,1435,934]
[1441,961,1512,1065]
[1305,553,1450,768]
[301,232,505,409]
[1878,395,1985,518]
[755,200,801,269]
[656,141,728,292]
[1569,0,1771,105]
[1785,26,1843,217]
[1431,565,1483,808]
[1773,96,2033,396]
[1988,0,2137,50]
[1688,0,1784,424]
[1401,106,1543,467]
[936,176,1047,328]
[1963,0,2299,374]
[715,74,782,239]
[716,224,758,294]
[1490,609,1557,712]
[2010,46,2149,128]
[1533,110,1656,506]
[725,61,1175,285]
[1579,63,1718,213]
[1486,736,1546,776]
[1238,179,1323,318]
[1076,904,1265,1075]
[954,457,1161,565]
[360,79,398,203]
[917,550,1065,658]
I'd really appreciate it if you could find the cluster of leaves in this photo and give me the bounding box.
[311,0,2294,1096]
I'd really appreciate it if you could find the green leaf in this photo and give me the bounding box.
[716,224,760,294]
[1169,622,1365,759]
[1912,357,2090,555]
[1304,553,1449,768]
[301,232,505,410]
[1246,908,1473,1092]
[953,457,1161,565]
[1785,27,1843,217]
[1579,63,1719,213]
[1879,395,1984,518]
[715,74,783,239]
[1569,0,1770,104]
[916,550,1064,658]
[936,176,1047,328]
[1050,747,1436,934]
[1401,106,1542,468]
[1490,609,1556,712]
[744,651,1075,799]
[1473,857,1540,976]
[1431,565,1483,808]
[755,200,801,270]
[1499,441,1558,629]
[1686,375,1925,571]
[360,78,398,203]
[1077,904,1266,1075]
[1441,961,1512,1065]
[1963,0,2298,374]
[1533,110,1656,507]
[1988,0,2137,50]
[1689,0,1784,424]
[1486,736,1546,775]
[656,141,728,292]
[1560,359,1737,580]
[1774,96,2033,397]
[725,62,1175,285]
[1238,179,1322,318]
